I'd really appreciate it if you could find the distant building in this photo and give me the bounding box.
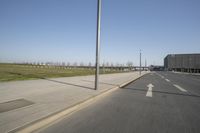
[149,65,164,71]
[164,54,200,73]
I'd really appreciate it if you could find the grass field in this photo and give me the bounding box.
[0,63,124,82]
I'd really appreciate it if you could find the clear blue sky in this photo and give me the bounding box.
[0,0,200,66]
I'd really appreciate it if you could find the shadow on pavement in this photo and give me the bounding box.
[42,78,94,90]
[82,80,120,87]
[7,72,95,90]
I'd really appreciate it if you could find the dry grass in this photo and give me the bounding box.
[0,63,123,82]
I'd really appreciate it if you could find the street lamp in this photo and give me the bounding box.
[140,50,141,75]
[95,0,101,90]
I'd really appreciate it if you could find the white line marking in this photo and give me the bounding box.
[165,79,170,82]
[155,72,165,79]
[146,88,152,97]
[173,84,187,92]
[146,83,154,97]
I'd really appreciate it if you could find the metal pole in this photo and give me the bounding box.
[95,0,101,90]
[140,50,141,75]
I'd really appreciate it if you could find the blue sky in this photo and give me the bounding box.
[0,0,200,66]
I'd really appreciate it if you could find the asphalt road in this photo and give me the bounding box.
[38,71,200,133]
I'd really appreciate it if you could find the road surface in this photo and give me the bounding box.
[38,71,200,133]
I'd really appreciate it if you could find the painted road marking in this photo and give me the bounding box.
[155,72,165,79]
[173,84,187,92]
[146,83,154,97]
[165,79,170,82]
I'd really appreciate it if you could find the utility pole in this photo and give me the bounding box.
[95,0,101,90]
[145,59,147,71]
[145,59,147,67]
[140,50,141,75]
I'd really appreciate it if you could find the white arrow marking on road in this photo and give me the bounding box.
[146,83,154,97]
[173,84,187,92]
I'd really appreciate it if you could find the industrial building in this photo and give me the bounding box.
[164,54,200,73]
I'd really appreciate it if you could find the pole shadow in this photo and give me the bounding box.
[82,80,120,87]
[7,72,95,90]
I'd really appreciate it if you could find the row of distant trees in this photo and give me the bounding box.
[15,61,134,67]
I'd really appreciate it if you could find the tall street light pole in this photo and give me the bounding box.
[145,59,147,71]
[145,59,147,67]
[140,50,141,75]
[95,0,101,90]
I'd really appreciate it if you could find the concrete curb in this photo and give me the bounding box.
[9,73,148,133]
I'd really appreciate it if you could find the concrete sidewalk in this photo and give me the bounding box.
[0,71,148,133]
